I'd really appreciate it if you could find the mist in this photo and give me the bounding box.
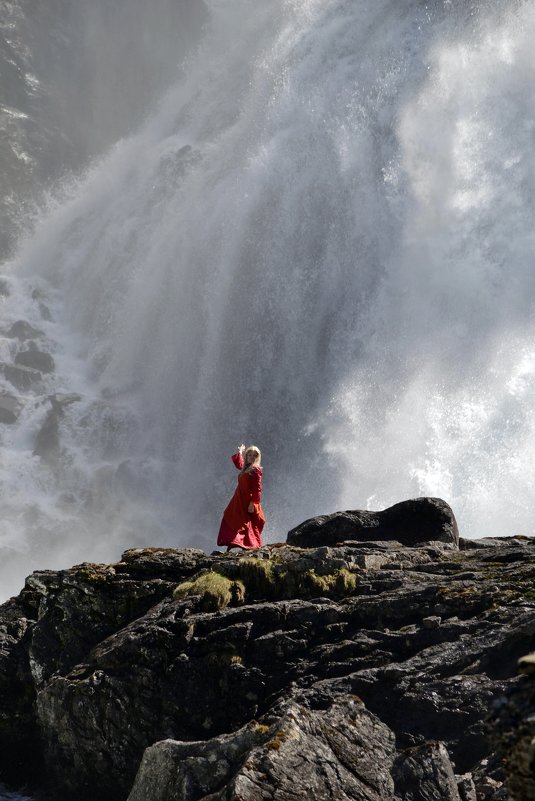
[1,0,534,599]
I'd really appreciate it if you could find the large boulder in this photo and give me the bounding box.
[127,697,396,801]
[287,497,459,549]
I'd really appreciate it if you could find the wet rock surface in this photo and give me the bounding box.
[0,532,534,800]
[1,361,42,391]
[0,391,23,423]
[14,348,55,374]
[6,320,44,341]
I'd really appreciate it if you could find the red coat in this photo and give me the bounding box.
[217,452,265,549]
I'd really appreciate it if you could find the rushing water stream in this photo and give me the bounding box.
[1,0,535,599]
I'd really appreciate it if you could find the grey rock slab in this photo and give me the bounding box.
[2,361,42,390]
[0,391,23,423]
[394,741,462,801]
[14,349,55,373]
[49,393,82,410]
[128,697,396,801]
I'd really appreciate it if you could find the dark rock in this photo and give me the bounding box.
[489,655,535,801]
[33,409,60,463]
[49,393,82,410]
[393,741,461,801]
[1,533,535,800]
[0,392,23,424]
[33,395,82,464]
[6,320,44,340]
[2,361,42,390]
[0,592,42,784]
[30,291,53,321]
[15,349,55,374]
[287,497,459,549]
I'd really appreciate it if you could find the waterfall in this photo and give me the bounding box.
[1,0,534,599]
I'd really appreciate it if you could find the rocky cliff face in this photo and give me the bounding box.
[0,499,534,800]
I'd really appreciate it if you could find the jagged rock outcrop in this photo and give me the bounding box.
[287,497,459,549]
[128,697,396,801]
[0,521,534,800]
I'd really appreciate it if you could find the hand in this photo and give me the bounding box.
[248,501,255,514]
[238,443,245,454]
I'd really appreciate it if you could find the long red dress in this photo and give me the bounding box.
[217,452,265,549]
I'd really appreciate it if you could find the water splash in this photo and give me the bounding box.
[1,0,534,598]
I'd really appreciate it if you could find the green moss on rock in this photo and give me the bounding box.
[173,558,359,610]
[173,572,245,611]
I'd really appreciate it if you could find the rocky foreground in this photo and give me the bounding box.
[1,498,535,801]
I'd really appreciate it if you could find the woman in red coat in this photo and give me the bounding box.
[217,444,265,550]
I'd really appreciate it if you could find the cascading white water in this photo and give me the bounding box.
[1,0,535,599]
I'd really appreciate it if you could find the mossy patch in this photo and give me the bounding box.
[173,559,359,610]
[222,559,358,602]
[253,723,271,735]
[173,572,245,611]
[305,568,358,596]
[73,564,112,585]
[236,559,277,596]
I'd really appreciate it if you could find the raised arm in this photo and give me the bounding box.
[231,451,245,470]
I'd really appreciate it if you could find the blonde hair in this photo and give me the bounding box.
[242,445,261,473]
